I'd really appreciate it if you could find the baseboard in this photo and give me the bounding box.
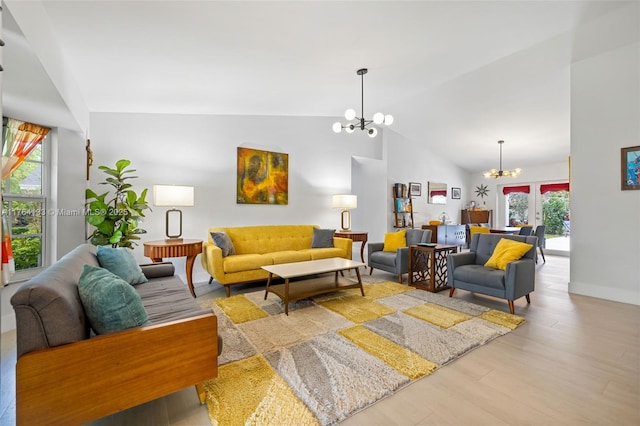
[569,281,640,306]
[544,248,569,257]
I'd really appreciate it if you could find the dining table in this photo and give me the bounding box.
[489,227,521,234]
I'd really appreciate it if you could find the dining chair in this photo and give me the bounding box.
[469,225,490,237]
[532,225,546,263]
[518,226,534,236]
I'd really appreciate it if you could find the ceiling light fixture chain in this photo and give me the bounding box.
[332,68,393,138]
[482,140,522,179]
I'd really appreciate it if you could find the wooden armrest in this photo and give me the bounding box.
[16,313,218,426]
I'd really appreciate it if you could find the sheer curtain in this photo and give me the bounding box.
[1,118,50,285]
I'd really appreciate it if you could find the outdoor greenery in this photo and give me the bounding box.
[2,146,44,271]
[85,159,151,248]
[542,191,570,235]
[11,237,41,270]
[507,190,570,237]
[507,192,529,225]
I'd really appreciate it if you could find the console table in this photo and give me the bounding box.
[461,209,493,227]
[421,224,466,248]
[408,244,458,292]
[334,231,368,263]
[143,239,203,298]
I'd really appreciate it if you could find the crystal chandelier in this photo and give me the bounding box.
[482,140,522,178]
[332,68,393,138]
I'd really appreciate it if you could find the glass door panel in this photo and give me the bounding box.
[535,182,570,254]
[506,192,530,227]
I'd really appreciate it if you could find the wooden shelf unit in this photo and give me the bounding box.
[393,183,414,229]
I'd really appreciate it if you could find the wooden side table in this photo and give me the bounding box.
[143,239,203,298]
[408,244,458,292]
[334,231,368,263]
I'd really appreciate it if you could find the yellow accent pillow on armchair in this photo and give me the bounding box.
[383,230,407,252]
[484,238,533,270]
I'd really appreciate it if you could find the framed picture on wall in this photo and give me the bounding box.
[451,187,461,199]
[237,147,289,204]
[621,145,640,190]
[409,182,421,196]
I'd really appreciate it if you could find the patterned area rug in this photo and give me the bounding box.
[199,281,524,425]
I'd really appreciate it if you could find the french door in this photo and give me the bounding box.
[501,181,570,254]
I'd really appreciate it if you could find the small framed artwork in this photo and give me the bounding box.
[621,145,640,190]
[451,187,461,199]
[409,182,421,197]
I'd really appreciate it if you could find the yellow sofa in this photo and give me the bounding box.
[201,225,353,296]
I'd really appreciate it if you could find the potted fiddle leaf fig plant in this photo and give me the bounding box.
[85,159,151,248]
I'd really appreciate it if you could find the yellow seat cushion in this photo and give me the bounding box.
[469,226,490,236]
[300,248,346,260]
[383,230,407,252]
[268,251,312,264]
[484,238,534,270]
[223,254,273,273]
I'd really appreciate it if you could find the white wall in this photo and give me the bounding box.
[384,129,470,228]
[4,0,89,131]
[52,127,87,259]
[351,156,387,247]
[569,5,639,305]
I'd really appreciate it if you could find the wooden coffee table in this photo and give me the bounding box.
[262,258,366,315]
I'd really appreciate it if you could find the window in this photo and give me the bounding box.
[2,136,47,275]
[503,185,530,226]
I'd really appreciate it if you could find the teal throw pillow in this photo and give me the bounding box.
[312,228,335,248]
[211,232,236,257]
[96,246,148,285]
[78,264,151,335]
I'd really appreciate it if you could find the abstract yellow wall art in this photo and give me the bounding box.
[237,147,289,204]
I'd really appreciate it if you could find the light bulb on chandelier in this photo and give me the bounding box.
[332,68,393,138]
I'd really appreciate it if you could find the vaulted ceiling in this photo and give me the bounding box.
[2,1,632,172]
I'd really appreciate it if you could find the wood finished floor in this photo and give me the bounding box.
[1,255,639,425]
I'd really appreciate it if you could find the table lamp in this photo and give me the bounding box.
[332,194,357,231]
[153,185,194,241]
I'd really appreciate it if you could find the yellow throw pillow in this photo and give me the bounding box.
[484,238,534,270]
[383,230,407,252]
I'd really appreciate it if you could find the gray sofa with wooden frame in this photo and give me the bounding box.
[447,233,538,314]
[10,244,220,426]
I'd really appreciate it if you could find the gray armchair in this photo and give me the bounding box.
[368,228,432,283]
[447,233,537,314]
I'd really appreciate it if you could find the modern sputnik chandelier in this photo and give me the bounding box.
[332,68,393,138]
[482,140,522,178]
